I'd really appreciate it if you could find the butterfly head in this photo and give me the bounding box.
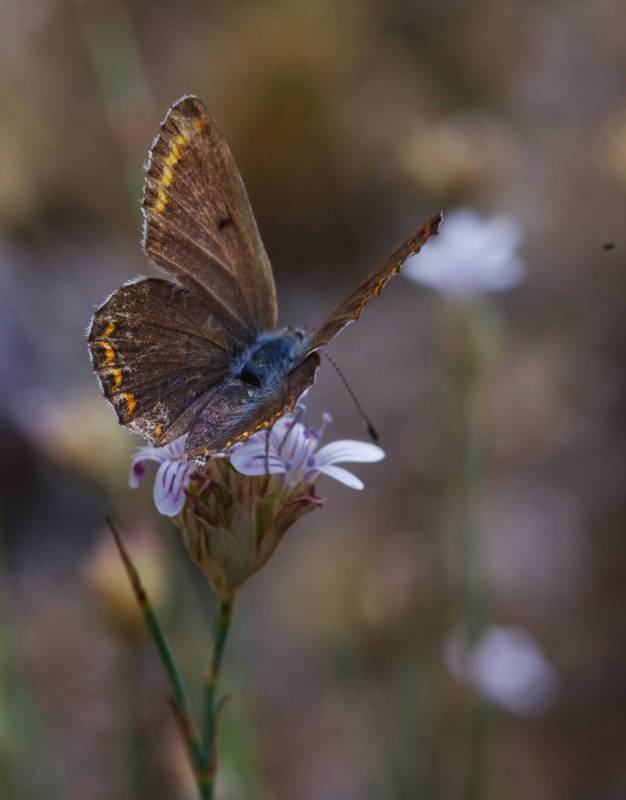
[235,328,308,390]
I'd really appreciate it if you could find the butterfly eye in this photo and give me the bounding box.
[240,364,262,388]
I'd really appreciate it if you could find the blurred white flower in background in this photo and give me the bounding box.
[445,625,558,716]
[404,208,525,297]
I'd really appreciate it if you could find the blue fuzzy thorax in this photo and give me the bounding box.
[234,328,307,388]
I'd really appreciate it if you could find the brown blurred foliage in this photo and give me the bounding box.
[0,1,624,798]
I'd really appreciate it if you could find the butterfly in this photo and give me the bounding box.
[87,96,441,460]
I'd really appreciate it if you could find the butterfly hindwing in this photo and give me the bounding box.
[87,278,234,446]
[306,213,442,351]
[143,95,278,342]
[184,352,321,459]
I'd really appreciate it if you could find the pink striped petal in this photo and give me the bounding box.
[128,435,189,489]
[129,447,160,488]
[153,459,194,516]
[230,444,286,476]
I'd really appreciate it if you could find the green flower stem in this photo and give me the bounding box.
[73,0,156,206]
[120,641,147,798]
[448,301,494,798]
[202,594,235,793]
[447,301,491,626]
[106,516,210,799]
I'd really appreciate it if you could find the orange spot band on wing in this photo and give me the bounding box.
[119,392,137,417]
[154,188,168,213]
[224,409,288,451]
[151,133,190,213]
[109,368,123,389]
[103,322,116,337]
[96,341,115,364]
[162,165,174,187]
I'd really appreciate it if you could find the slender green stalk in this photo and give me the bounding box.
[105,516,210,799]
[202,595,235,795]
[455,303,489,633]
[72,0,156,210]
[465,696,494,800]
[119,641,149,797]
[448,301,493,799]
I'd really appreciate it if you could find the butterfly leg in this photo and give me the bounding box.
[264,428,271,475]
[278,403,306,456]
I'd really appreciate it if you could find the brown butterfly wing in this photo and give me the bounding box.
[142,95,277,342]
[306,213,442,351]
[87,278,234,446]
[184,353,321,459]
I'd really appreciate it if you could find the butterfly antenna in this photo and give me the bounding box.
[321,350,380,443]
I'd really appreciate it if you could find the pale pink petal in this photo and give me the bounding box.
[129,446,162,488]
[153,459,194,516]
[269,415,295,449]
[279,422,309,463]
[316,464,365,490]
[230,444,286,476]
[128,435,189,489]
[314,440,385,467]
[158,435,188,460]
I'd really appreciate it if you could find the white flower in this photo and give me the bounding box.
[130,408,384,522]
[230,411,385,490]
[404,208,524,296]
[130,436,196,517]
[445,625,558,716]
[128,407,385,594]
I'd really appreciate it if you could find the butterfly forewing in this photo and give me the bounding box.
[306,213,442,351]
[88,278,233,446]
[142,95,278,340]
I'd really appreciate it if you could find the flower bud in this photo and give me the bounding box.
[174,458,320,598]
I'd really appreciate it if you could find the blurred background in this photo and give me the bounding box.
[1,1,625,798]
